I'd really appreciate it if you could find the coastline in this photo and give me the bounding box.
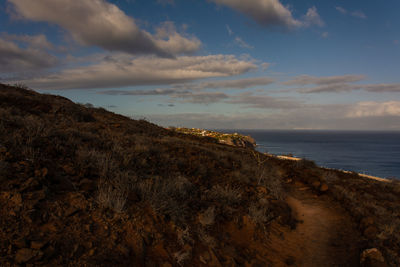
[266,153,391,183]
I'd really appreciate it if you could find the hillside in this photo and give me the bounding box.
[0,83,399,266]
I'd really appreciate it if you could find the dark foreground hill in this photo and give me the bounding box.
[0,83,399,266]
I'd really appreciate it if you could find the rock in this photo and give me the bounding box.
[364,226,378,239]
[15,248,37,264]
[319,183,329,192]
[360,248,387,267]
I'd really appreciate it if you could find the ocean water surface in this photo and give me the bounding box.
[223,130,400,179]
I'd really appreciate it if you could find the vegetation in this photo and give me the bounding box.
[0,84,290,266]
[0,83,399,266]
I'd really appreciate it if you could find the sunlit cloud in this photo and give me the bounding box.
[12,54,257,89]
[8,0,200,57]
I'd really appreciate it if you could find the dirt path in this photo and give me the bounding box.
[266,185,362,266]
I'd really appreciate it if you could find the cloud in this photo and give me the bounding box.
[0,38,58,74]
[321,32,329,38]
[351,11,367,19]
[335,6,347,15]
[153,22,201,55]
[148,102,400,130]
[175,77,275,90]
[303,6,324,27]
[13,54,257,90]
[299,83,400,94]
[226,92,302,109]
[234,36,253,49]
[99,88,179,96]
[335,6,366,19]
[346,101,400,118]
[172,92,229,104]
[282,74,366,86]
[226,24,234,35]
[298,83,362,93]
[2,33,54,50]
[363,84,400,93]
[211,0,323,29]
[8,0,200,56]
[283,75,400,94]
[99,76,276,98]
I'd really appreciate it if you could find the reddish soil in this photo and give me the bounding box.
[265,183,362,266]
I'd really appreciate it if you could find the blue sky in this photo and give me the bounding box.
[1,0,400,130]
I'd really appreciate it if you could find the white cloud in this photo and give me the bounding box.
[8,0,200,56]
[303,6,324,27]
[153,22,201,55]
[351,11,367,19]
[346,101,400,118]
[211,0,323,29]
[321,32,329,38]
[335,6,347,15]
[226,24,234,35]
[336,6,366,19]
[234,36,253,49]
[0,38,58,74]
[13,54,257,89]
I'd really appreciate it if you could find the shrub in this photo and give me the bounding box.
[207,185,242,206]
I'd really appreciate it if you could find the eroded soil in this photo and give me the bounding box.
[265,183,362,267]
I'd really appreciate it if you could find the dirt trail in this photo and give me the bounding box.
[266,185,362,266]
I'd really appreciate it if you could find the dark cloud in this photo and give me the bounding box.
[13,54,257,90]
[226,92,302,109]
[173,77,275,91]
[364,84,400,93]
[282,74,366,86]
[8,0,200,57]
[211,0,323,29]
[0,38,58,73]
[172,92,229,104]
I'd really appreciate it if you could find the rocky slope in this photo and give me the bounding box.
[0,83,399,266]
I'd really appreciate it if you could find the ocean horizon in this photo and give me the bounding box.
[218,129,400,180]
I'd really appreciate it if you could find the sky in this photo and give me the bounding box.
[1,0,400,130]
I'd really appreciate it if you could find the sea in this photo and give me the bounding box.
[222,130,400,180]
